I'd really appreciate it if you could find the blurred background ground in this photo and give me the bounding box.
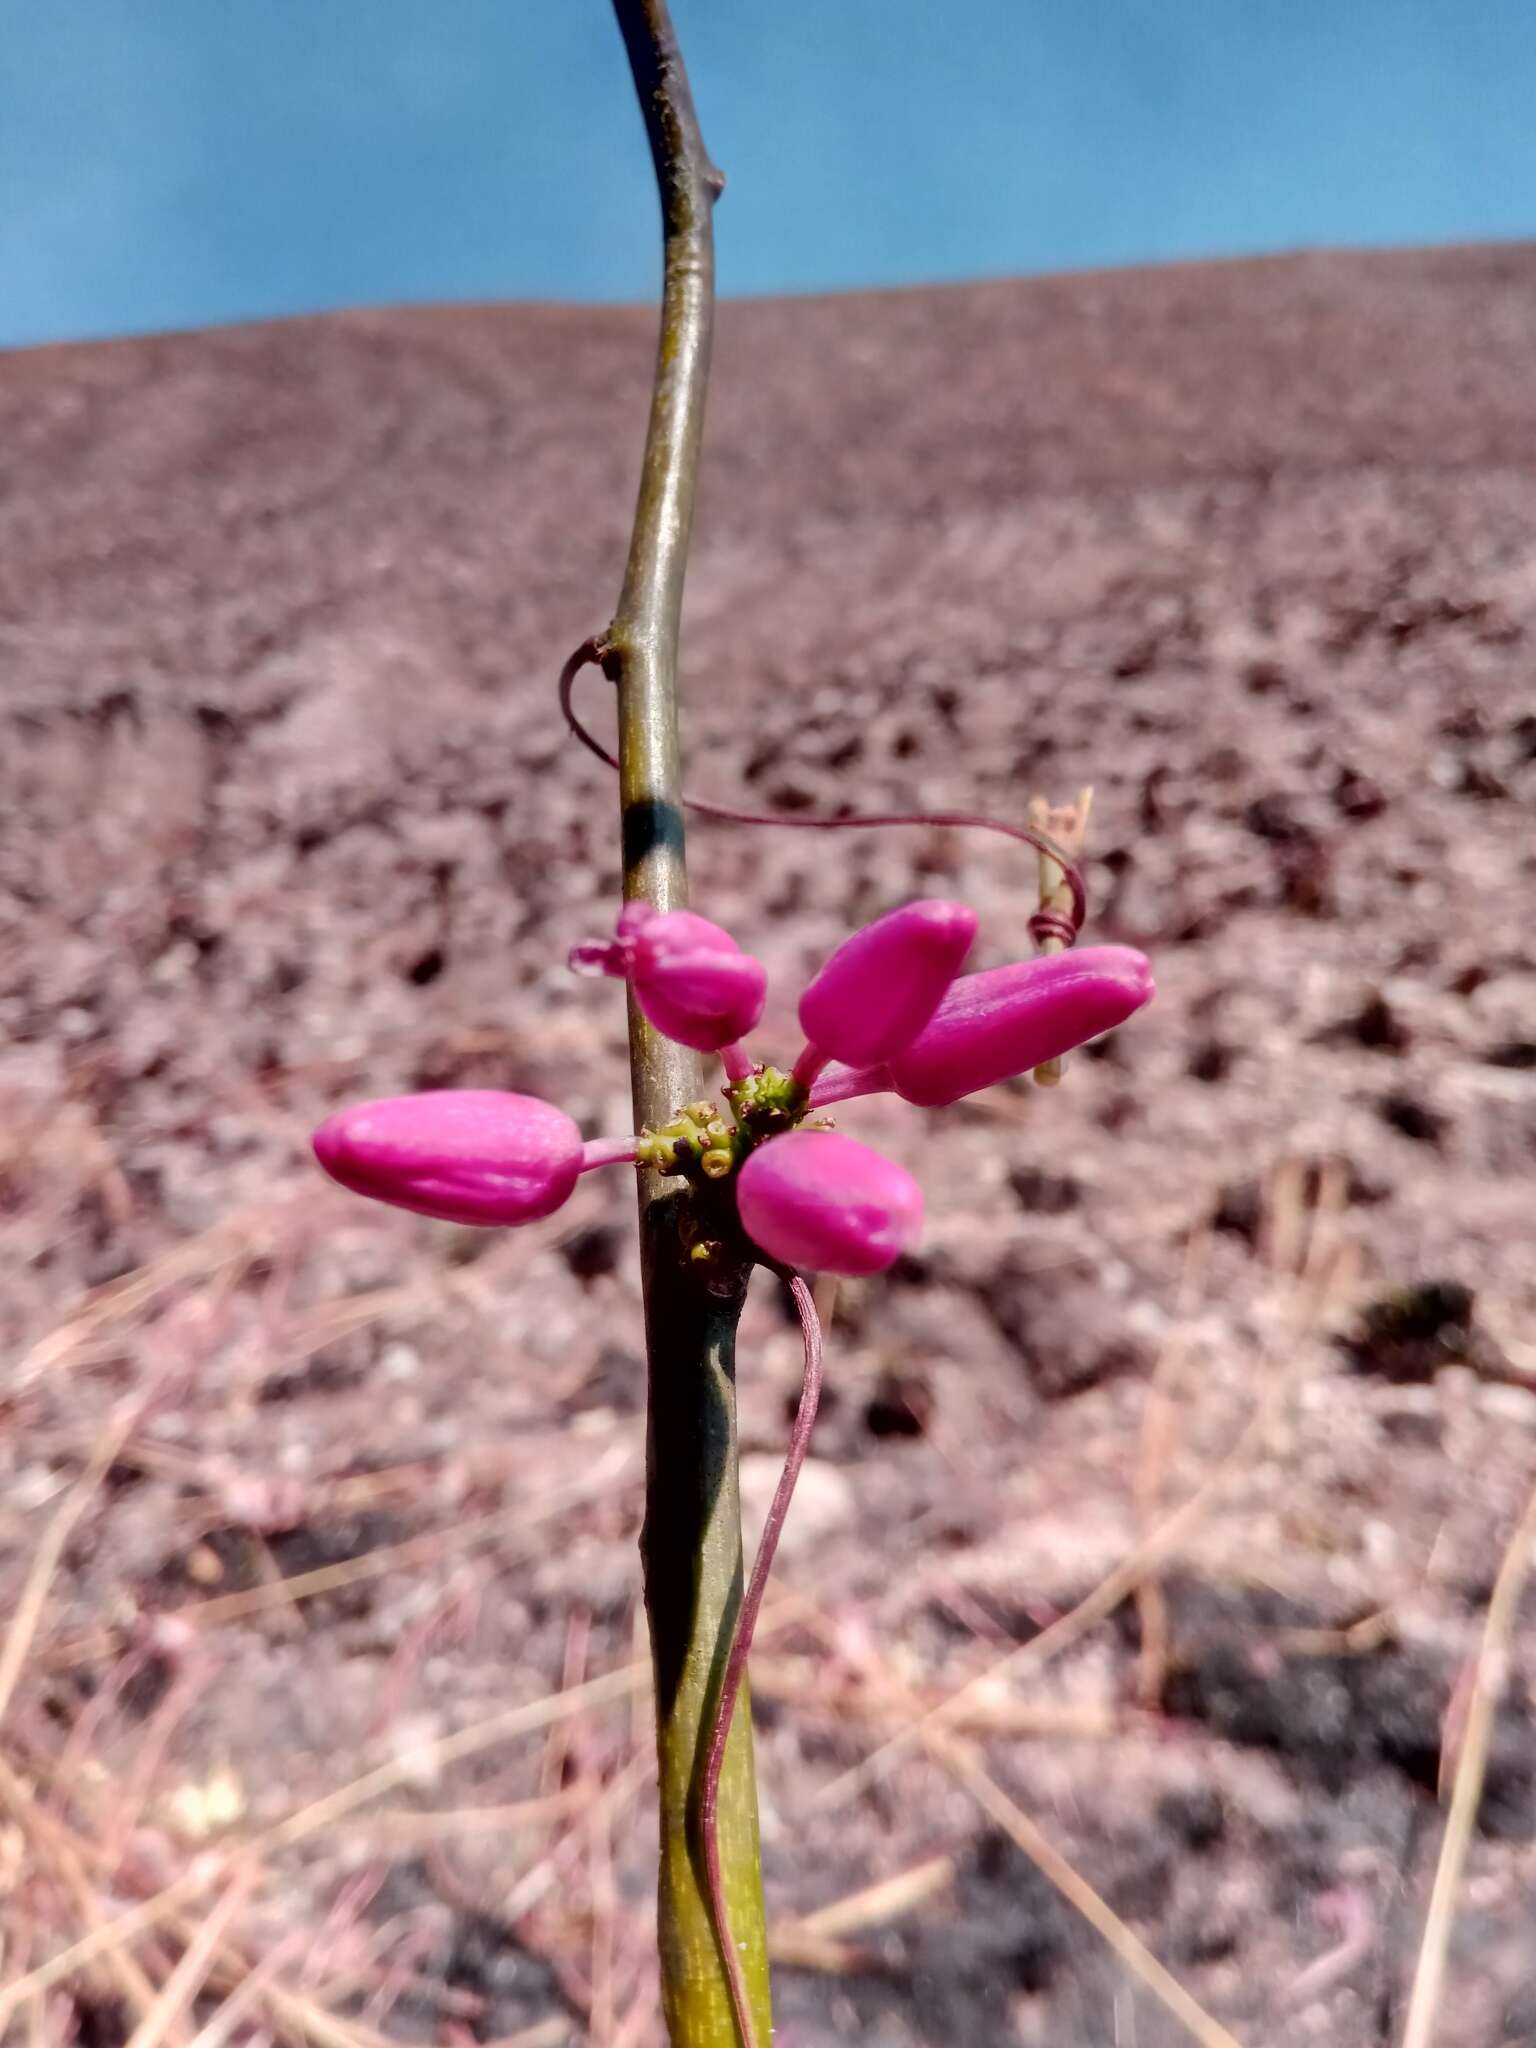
[2,242,1535,2046]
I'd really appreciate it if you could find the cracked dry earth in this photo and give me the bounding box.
[2,243,1536,2046]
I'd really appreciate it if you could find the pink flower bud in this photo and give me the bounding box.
[313,1090,583,1227]
[798,899,977,1068]
[571,903,767,1054]
[736,1129,923,1276]
[884,944,1154,1107]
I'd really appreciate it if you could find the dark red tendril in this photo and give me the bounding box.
[699,1270,823,2048]
[559,638,1086,940]
[1026,907,1080,949]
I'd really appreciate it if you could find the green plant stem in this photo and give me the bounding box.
[604,5,772,2045]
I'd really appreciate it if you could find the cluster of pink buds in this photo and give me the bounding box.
[313,865,1152,2048]
[313,898,1153,1274]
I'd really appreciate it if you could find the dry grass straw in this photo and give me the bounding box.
[750,1651,1115,1738]
[817,1158,1358,1811]
[2,1527,803,2041]
[47,1439,635,1668]
[1026,785,1093,1087]
[929,1728,1243,2048]
[794,1851,956,1939]
[1399,1473,1536,2048]
[7,1753,415,2039]
[471,2025,574,2048]
[4,1741,620,2048]
[10,1199,304,1390]
[11,1169,604,1397]
[2,1154,1366,2045]
[1131,1226,1212,1709]
[7,1603,778,2037]
[800,1156,1360,2048]
[0,1752,183,2043]
[181,1935,307,2048]
[0,1398,146,1726]
[121,1874,251,2048]
[0,1659,645,2024]
[770,1851,957,1970]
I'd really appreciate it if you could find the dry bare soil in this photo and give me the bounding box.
[2,243,1535,2046]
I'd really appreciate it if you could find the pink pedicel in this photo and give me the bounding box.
[313,1090,584,1227]
[570,903,767,1054]
[736,1129,923,1277]
[884,944,1155,1107]
[805,1059,891,1109]
[797,898,977,1069]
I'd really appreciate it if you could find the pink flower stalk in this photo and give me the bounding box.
[795,898,977,1077]
[736,1129,922,1277]
[570,902,766,1054]
[313,1090,588,1227]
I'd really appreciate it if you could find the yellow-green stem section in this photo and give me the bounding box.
[607,2,772,2041]
[639,1225,771,2046]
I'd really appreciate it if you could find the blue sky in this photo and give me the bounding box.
[3,0,1535,348]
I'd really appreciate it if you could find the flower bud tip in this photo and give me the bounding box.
[737,1129,922,1277]
[313,1090,583,1227]
[798,898,977,1069]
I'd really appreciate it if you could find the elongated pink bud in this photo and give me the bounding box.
[885,944,1153,1107]
[736,1129,923,1276]
[798,899,977,1069]
[571,904,767,1054]
[313,1090,583,1227]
